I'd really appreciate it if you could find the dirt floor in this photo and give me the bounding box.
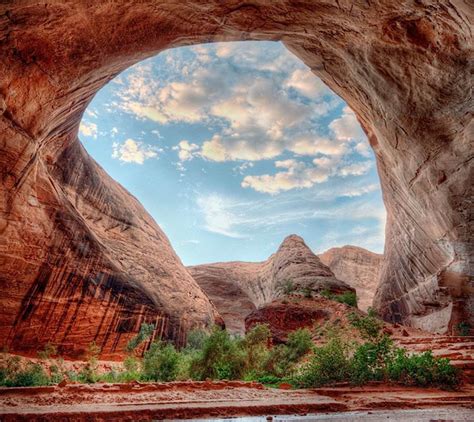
[0,380,473,421]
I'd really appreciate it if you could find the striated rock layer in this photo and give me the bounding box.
[319,246,384,311]
[189,235,354,334]
[0,1,472,356]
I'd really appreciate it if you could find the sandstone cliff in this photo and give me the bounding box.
[189,235,353,334]
[0,1,471,349]
[319,246,383,311]
[0,140,221,359]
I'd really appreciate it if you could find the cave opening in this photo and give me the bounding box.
[2,2,470,360]
[79,41,386,267]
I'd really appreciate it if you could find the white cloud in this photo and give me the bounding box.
[111,42,373,194]
[79,121,98,139]
[330,106,365,142]
[242,159,332,194]
[174,140,199,161]
[112,139,159,164]
[338,161,372,177]
[196,194,248,238]
[355,141,372,157]
[285,68,330,99]
[288,135,347,156]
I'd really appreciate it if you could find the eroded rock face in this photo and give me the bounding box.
[189,235,354,334]
[319,246,383,311]
[0,1,472,355]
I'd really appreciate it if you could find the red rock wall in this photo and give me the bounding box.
[0,1,472,359]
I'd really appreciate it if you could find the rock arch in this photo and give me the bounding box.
[0,1,472,357]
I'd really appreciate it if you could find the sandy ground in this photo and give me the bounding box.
[0,381,473,421]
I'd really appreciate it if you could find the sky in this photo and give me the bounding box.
[80,41,386,265]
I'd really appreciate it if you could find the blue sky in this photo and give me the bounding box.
[80,41,386,265]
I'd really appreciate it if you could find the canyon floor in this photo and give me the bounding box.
[1,334,473,421]
[1,381,473,421]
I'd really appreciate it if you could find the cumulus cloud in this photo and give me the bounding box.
[242,159,333,194]
[113,42,373,194]
[112,139,159,164]
[174,140,199,161]
[285,68,330,99]
[79,121,98,139]
[330,106,366,142]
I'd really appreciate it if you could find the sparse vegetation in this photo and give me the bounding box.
[0,314,460,389]
[321,289,358,307]
[277,279,296,296]
[127,322,155,353]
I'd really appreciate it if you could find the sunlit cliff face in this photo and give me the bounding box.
[80,41,385,265]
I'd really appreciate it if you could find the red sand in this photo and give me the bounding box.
[0,381,473,421]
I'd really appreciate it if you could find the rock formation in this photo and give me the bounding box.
[186,265,257,335]
[0,0,472,357]
[189,235,354,334]
[319,246,383,311]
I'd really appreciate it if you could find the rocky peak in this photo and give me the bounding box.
[188,235,353,334]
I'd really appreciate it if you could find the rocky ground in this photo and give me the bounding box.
[0,381,472,421]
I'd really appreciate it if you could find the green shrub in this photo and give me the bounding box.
[127,323,155,353]
[299,336,351,387]
[186,329,209,351]
[142,341,180,382]
[335,291,357,307]
[4,362,50,387]
[387,349,459,388]
[350,335,394,385]
[189,328,245,380]
[37,343,57,360]
[264,328,313,378]
[76,341,101,383]
[242,324,271,377]
[348,311,383,340]
[321,290,357,307]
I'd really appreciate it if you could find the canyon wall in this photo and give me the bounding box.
[0,0,472,357]
[319,246,383,311]
[189,235,354,334]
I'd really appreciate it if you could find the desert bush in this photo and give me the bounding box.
[299,336,351,387]
[189,327,245,380]
[264,328,313,378]
[126,322,155,353]
[2,361,50,387]
[348,310,383,340]
[37,342,57,360]
[387,349,459,388]
[300,286,313,298]
[242,324,271,377]
[321,290,357,307]
[350,335,394,385]
[186,329,209,351]
[76,342,101,383]
[142,341,180,382]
